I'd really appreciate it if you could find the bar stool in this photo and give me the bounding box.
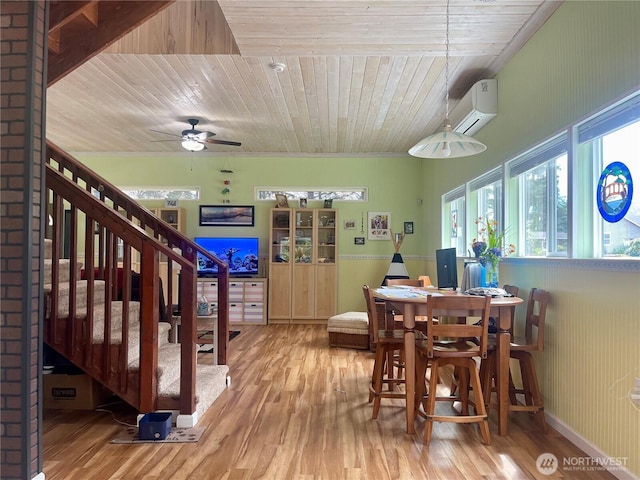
[481,288,549,431]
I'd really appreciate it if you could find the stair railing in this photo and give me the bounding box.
[46,141,229,416]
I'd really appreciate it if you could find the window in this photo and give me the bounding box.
[255,187,367,202]
[577,93,640,258]
[508,135,568,257]
[121,187,200,200]
[442,186,466,255]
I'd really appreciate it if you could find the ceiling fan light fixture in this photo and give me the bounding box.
[182,139,205,151]
[409,0,486,159]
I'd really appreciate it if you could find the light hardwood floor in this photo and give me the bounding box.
[43,325,616,479]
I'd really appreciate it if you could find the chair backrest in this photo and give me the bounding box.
[503,284,519,335]
[418,275,432,287]
[525,288,549,351]
[385,278,423,287]
[362,285,381,343]
[425,294,492,359]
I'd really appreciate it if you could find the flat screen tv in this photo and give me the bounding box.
[194,237,259,277]
[436,247,458,289]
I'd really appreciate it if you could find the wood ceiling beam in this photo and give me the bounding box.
[47,1,175,87]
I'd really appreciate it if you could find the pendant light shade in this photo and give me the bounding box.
[408,123,487,158]
[409,0,487,159]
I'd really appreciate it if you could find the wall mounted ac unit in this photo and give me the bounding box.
[450,79,497,136]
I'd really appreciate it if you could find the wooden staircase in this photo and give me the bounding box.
[44,143,231,426]
[41,0,234,426]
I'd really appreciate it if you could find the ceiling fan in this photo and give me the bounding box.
[151,118,241,151]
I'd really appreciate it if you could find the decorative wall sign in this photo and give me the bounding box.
[597,161,633,223]
[368,212,391,240]
[199,205,255,226]
[354,237,365,245]
[165,199,178,208]
[344,219,356,230]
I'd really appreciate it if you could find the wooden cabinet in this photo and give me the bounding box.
[268,207,338,324]
[197,277,267,325]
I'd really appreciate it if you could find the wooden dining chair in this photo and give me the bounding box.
[415,294,492,445]
[362,285,406,419]
[480,288,549,432]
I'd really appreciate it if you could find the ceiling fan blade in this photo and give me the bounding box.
[195,131,215,140]
[150,129,181,138]
[205,138,242,147]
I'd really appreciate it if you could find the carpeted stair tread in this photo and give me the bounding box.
[128,342,184,391]
[43,280,106,319]
[44,258,83,284]
[159,364,230,420]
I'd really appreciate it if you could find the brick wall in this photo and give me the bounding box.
[0,1,47,479]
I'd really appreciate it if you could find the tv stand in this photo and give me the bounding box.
[196,277,267,325]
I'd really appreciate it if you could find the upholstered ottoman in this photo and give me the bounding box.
[327,311,370,350]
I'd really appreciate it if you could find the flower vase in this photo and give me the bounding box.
[485,259,499,288]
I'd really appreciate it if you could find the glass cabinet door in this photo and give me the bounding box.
[316,209,337,264]
[294,209,314,263]
[270,209,292,263]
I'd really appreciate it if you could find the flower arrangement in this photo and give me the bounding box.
[472,216,515,287]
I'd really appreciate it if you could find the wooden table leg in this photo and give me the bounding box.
[496,306,512,436]
[402,303,416,435]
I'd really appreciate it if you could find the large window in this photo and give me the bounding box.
[578,94,640,257]
[508,136,568,257]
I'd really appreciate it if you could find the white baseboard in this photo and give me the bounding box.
[176,411,198,428]
[32,473,45,480]
[546,412,638,480]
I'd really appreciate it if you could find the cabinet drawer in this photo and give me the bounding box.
[229,282,244,302]
[244,281,265,302]
[243,303,264,322]
[229,303,243,322]
[198,281,219,302]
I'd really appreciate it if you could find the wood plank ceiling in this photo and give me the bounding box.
[45,0,561,156]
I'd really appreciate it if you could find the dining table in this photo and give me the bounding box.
[372,286,523,436]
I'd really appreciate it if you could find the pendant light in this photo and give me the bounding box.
[409,0,487,158]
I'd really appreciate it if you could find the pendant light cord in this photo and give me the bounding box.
[445,0,450,122]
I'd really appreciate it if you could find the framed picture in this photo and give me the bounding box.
[199,205,255,227]
[354,237,365,245]
[404,221,414,235]
[324,199,333,208]
[368,211,391,240]
[275,194,289,208]
[299,198,308,208]
[343,219,356,230]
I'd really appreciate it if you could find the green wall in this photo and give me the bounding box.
[79,154,428,310]
[419,2,640,476]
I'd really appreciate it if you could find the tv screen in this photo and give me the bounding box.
[194,237,259,277]
[436,248,458,289]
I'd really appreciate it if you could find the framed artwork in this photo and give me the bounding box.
[354,237,365,245]
[299,198,308,208]
[404,221,414,234]
[324,199,333,208]
[367,212,391,240]
[275,194,289,208]
[199,205,255,226]
[343,219,356,230]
